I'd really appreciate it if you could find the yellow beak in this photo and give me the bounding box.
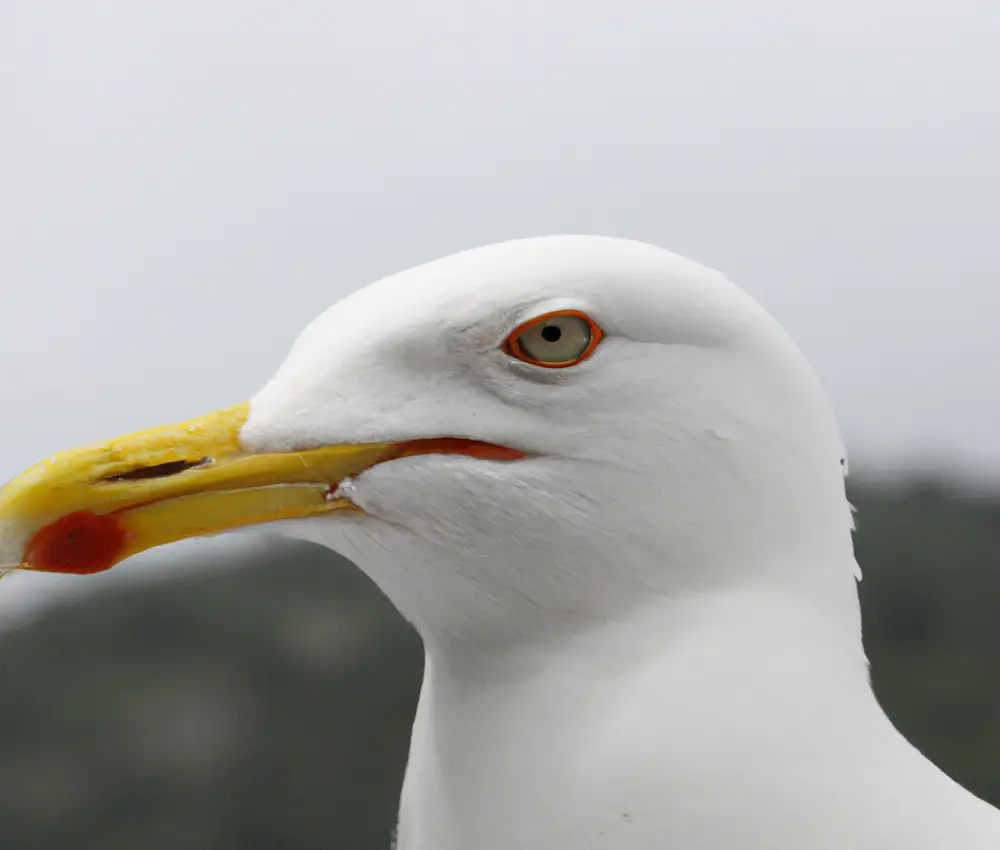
[0,402,522,575]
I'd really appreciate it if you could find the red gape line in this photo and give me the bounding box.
[22,439,526,576]
[391,438,525,463]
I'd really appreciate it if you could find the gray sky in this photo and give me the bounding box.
[1,1,999,617]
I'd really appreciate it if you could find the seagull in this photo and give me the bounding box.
[0,236,996,849]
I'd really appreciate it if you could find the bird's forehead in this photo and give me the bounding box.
[296,235,736,360]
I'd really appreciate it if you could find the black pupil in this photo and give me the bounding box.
[541,324,562,343]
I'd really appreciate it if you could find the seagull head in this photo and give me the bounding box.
[0,236,858,645]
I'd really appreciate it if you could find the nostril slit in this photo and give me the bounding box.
[98,458,211,483]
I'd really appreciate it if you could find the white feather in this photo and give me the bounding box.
[241,236,998,849]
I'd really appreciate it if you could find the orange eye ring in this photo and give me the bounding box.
[502,309,604,368]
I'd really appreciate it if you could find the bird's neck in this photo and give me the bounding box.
[394,588,877,850]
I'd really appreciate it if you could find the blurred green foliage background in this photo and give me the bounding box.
[0,478,997,849]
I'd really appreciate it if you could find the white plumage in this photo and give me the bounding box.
[238,236,999,849]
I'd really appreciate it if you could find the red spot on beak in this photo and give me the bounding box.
[24,511,127,575]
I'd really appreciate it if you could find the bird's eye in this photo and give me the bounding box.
[503,310,603,368]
